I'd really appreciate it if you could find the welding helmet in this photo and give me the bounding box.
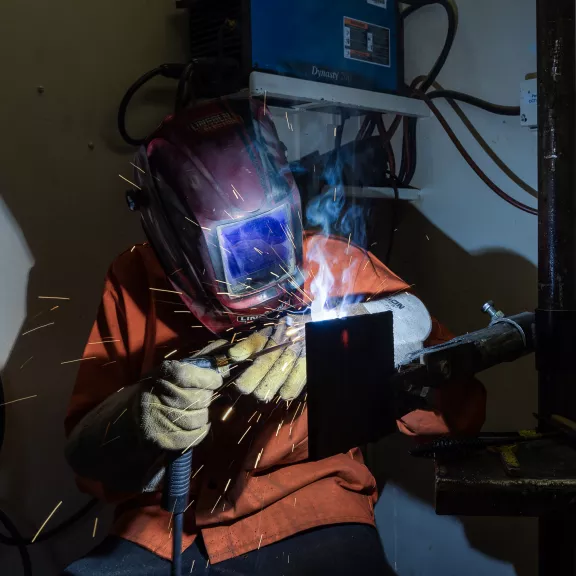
[128,96,304,333]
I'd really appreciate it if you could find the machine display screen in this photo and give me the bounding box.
[217,204,296,296]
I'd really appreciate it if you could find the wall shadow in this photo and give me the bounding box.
[365,202,538,576]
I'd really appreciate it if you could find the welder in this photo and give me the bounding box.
[62,96,485,575]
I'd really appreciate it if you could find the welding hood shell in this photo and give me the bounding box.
[130,96,303,333]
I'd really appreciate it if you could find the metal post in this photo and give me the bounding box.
[536,0,576,573]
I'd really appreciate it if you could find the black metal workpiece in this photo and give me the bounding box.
[306,312,395,461]
[536,1,576,573]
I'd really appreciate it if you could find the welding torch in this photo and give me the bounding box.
[162,340,296,576]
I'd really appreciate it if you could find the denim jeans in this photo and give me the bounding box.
[62,523,395,575]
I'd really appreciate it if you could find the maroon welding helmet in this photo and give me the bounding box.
[129,96,304,333]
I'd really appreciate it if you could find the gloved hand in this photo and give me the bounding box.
[139,340,227,451]
[228,314,309,402]
[65,341,226,493]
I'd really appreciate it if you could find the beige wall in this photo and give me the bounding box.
[0,1,187,573]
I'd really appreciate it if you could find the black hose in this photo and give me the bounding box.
[400,0,458,186]
[426,89,520,116]
[118,63,186,146]
[0,509,32,576]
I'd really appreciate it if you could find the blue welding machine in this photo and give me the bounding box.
[185,0,402,96]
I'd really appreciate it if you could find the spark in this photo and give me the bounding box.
[226,327,234,332]
[182,427,209,454]
[222,406,233,421]
[224,210,234,219]
[169,268,183,276]
[101,436,120,447]
[254,247,263,255]
[280,223,297,250]
[363,259,370,271]
[263,90,267,114]
[238,426,252,444]
[275,395,282,404]
[248,411,258,423]
[31,501,63,543]
[131,245,136,253]
[288,554,290,564]
[92,517,98,538]
[290,403,302,425]
[231,186,239,200]
[112,408,128,425]
[0,395,38,407]
[270,271,279,278]
[294,497,297,507]
[258,534,264,550]
[101,361,117,367]
[61,357,97,365]
[292,443,295,452]
[426,234,430,241]
[231,184,244,201]
[191,464,205,479]
[130,162,145,174]
[334,126,337,137]
[280,362,289,372]
[191,325,204,329]
[256,413,262,423]
[183,499,195,513]
[149,288,182,295]
[217,292,231,296]
[38,296,70,301]
[346,233,352,254]
[50,306,59,311]
[210,495,222,514]
[254,448,264,468]
[215,280,231,285]
[20,357,33,370]
[334,187,337,202]
[190,560,195,573]
[88,340,120,345]
[118,174,141,190]
[201,226,212,231]
[224,478,232,492]
[206,559,210,570]
[103,422,110,442]
[285,111,290,129]
[276,420,284,436]
[21,322,55,336]
[164,349,178,359]
[174,311,191,314]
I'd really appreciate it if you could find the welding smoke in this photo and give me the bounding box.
[305,154,369,322]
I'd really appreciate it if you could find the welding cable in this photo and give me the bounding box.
[421,95,538,215]
[374,115,401,266]
[118,63,186,146]
[410,77,538,199]
[399,0,458,185]
[0,508,32,576]
[425,89,520,116]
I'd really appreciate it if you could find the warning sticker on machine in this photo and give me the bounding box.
[344,17,390,68]
[367,0,387,8]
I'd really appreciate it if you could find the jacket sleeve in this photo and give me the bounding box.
[396,317,487,437]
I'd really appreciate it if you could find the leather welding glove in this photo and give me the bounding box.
[65,341,226,493]
[348,293,432,366]
[228,315,309,402]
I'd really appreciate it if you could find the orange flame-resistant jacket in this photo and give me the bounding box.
[65,233,486,564]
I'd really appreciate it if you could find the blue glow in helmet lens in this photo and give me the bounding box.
[218,204,296,296]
